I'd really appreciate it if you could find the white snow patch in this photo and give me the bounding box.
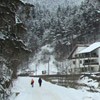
[78,76,99,88]
[0,33,5,40]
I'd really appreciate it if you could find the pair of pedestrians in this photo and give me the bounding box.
[31,77,42,87]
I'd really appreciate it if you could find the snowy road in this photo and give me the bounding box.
[15,86,62,100]
[9,77,100,100]
[10,77,63,100]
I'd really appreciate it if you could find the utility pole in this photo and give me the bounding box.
[27,56,29,69]
[35,64,37,75]
[48,57,50,75]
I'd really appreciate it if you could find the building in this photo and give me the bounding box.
[68,42,100,73]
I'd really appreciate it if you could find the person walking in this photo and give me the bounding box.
[38,77,42,87]
[31,79,34,87]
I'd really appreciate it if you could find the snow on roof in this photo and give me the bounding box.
[78,42,100,54]
[0,33,5,40]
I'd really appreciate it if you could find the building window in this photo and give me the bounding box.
[75,54,79,58]
[81,68,84,72]
[80,60,82,64]
[73,61,76,64]
[81,67,87,72]
[91,67,94,71]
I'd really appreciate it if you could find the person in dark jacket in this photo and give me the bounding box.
[38,77,42,87]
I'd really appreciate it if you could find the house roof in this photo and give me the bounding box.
[68,44,89,59]
[78,42,100,54]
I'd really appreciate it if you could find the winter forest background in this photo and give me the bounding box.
[0,0,100,100]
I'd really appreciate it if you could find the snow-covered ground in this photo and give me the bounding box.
[9,76,100,100]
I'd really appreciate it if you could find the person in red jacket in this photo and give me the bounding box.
[31,79,34,87]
